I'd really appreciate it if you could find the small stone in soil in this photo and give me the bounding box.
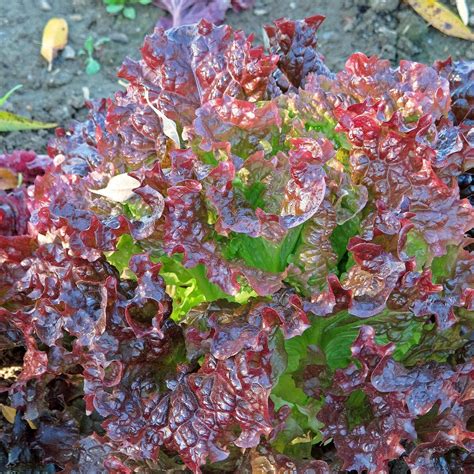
[69,93,85,110]
[54,105,71,122]
[37,0,52,11]
[397,11,428,43]
[47,70,74,88]
[370,0,399,12]
[110,32,130,44]
[82,86,90,101]
[63,45,76,60]
[466,44,474,61]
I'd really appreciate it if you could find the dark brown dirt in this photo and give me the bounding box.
[1,0,474,154]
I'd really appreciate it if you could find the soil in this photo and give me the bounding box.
[1,0,474,153]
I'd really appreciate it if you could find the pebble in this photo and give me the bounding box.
[27,73,42,91]
[63,45,76,60]
[381,44,397,60]
[38,0,52,11]
[370,0,399,12]
[82,86,90,101]
[398,36,421,56]
[47,70,74,88]
[55,105,71,122]
[320,31,337,41]
[110,32,130,44]
[397,11,428,43]
[69,14,83,22]
[466,44,474,60]
[254,8,268,16]
[68,92,85,110]
[377,26,397,42]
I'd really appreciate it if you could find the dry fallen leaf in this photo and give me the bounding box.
[406,0,474,40]
[144,88,181,146]
[0,167,18,190]
[0,403,37,429]
[41,17,69,71]
[456,0,469,25]
[26,419,38,430]
[89,173,141,203]
[0,111,57,132]
[0,404,17,424]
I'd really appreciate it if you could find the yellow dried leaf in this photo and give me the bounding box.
[0,111,57,132]
[0,167,18,190]
[26,419,38,430]
[41,18,69,70]
[406,0,474,40]
[0,404,17,424]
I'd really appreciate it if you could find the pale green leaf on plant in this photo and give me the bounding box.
[346,389,373,429]
[431,245,460,283]
[281,311,360,374]
[305,118,351,150]
[223,225,303,274]
[334,183,368,225]
[374,318,424,362]
[0,111,57,132]
[105,234,142,276]
[404,229,430,271]
[158,254,256,321]
[271,375,324,455]
[330,214,360,278]
[83,35,104,75]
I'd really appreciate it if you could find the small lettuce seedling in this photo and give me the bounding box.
[103,0,152,20]
[80,35,109,75]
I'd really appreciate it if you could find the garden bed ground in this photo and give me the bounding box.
[1,0,474,154]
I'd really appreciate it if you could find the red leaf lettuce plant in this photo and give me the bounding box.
[1,15,474,473]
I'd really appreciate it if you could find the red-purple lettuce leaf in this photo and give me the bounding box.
[264,16,331,93]
[155,0,255,29]
[336,101,474,257]
[316,326,474,472]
